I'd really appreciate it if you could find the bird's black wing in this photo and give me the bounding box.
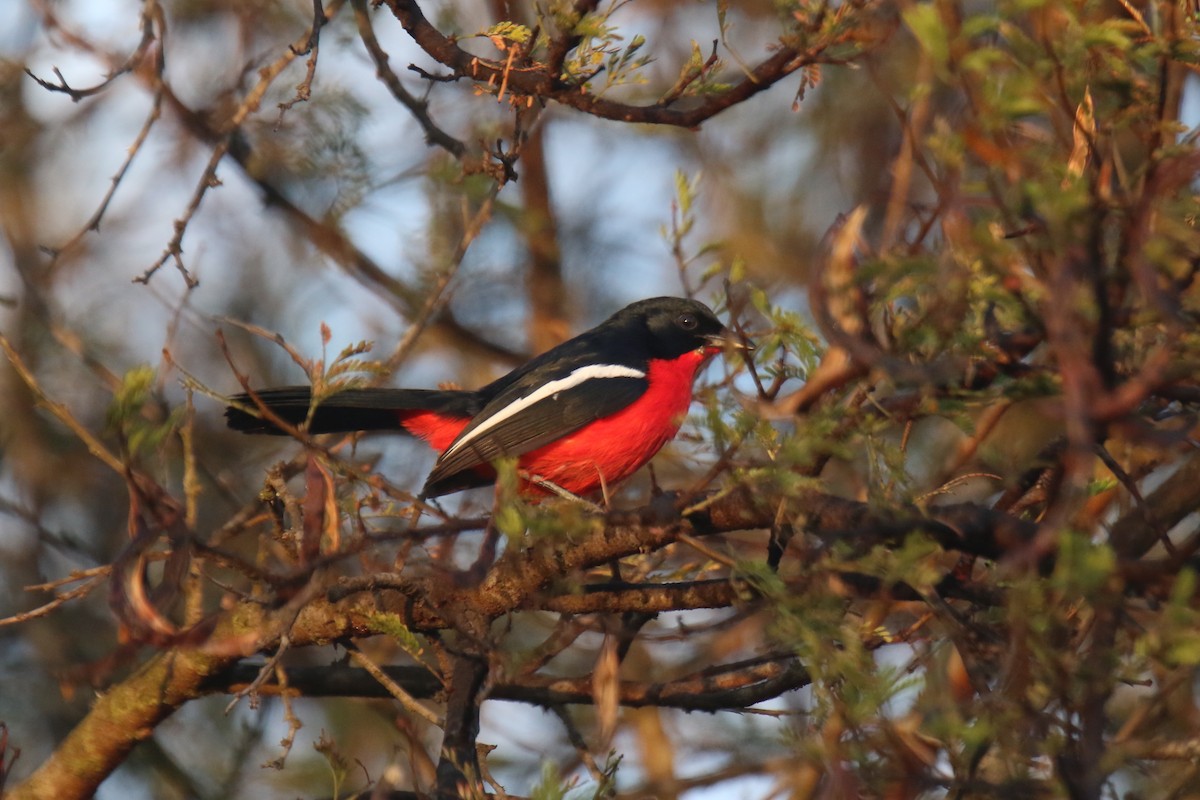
[422,366,648,495]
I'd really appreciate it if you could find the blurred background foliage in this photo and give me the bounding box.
[1,0,1200,798]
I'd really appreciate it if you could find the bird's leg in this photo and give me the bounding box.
[647,462,663,497]
[597,466,622,583]
[465,513,500,583]
[596,468,612,511]
[391,497,430,570]
[609,558,623,582]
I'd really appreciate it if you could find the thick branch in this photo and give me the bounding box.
[436,654,488,798]
[1110,450,1200,559]
[7,618,235,800]
[512,654,810,710]
[217,653,811,711]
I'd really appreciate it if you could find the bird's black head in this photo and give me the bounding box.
[610,296,730,360]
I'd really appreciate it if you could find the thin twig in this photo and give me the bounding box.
[0,577,106,628]
[24,0,159,102]
[0,334,124,473]
[347,647,442,725]
[136,0,348,287]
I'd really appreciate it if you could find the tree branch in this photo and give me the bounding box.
[216,653,812,711]
[379,0,864,128]
[6,617,238,800]
[7,484,1040,799]
[436,653,488,798]
[329,485,1038,631]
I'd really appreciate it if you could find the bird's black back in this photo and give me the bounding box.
[474,296,725,401]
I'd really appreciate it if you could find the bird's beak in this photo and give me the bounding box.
[705,329,755,354]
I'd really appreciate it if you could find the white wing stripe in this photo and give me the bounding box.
[443,364,646,457]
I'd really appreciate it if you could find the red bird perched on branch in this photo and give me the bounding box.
[225,297,748,498]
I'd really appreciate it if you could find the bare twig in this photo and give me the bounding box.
[136,0,349,287]
[0,334,124,473]
[347,647,442,725]
[274,0,328,124]
[0,576,106,628]
[351,0,465,156]
[24,0,159,102]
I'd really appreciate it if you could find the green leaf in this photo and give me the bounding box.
[106,364,157,430]
[1166,634,1200,667]
[485,21,532,43]
[362,612,425,657]
[903,4,950,70]
[674,169,698,216]
[530,762,568,800]
[959,46,1007,76]
[495,503,525,539]
[1052,531,1115,596]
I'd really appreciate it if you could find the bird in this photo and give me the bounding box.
[225,296,748,498]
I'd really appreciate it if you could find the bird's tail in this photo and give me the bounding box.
[225,386,481,435]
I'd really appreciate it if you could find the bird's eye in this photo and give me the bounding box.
[677,313,698,330]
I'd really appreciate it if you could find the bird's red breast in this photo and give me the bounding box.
[514,349,714,496]
[397,349,714,497]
